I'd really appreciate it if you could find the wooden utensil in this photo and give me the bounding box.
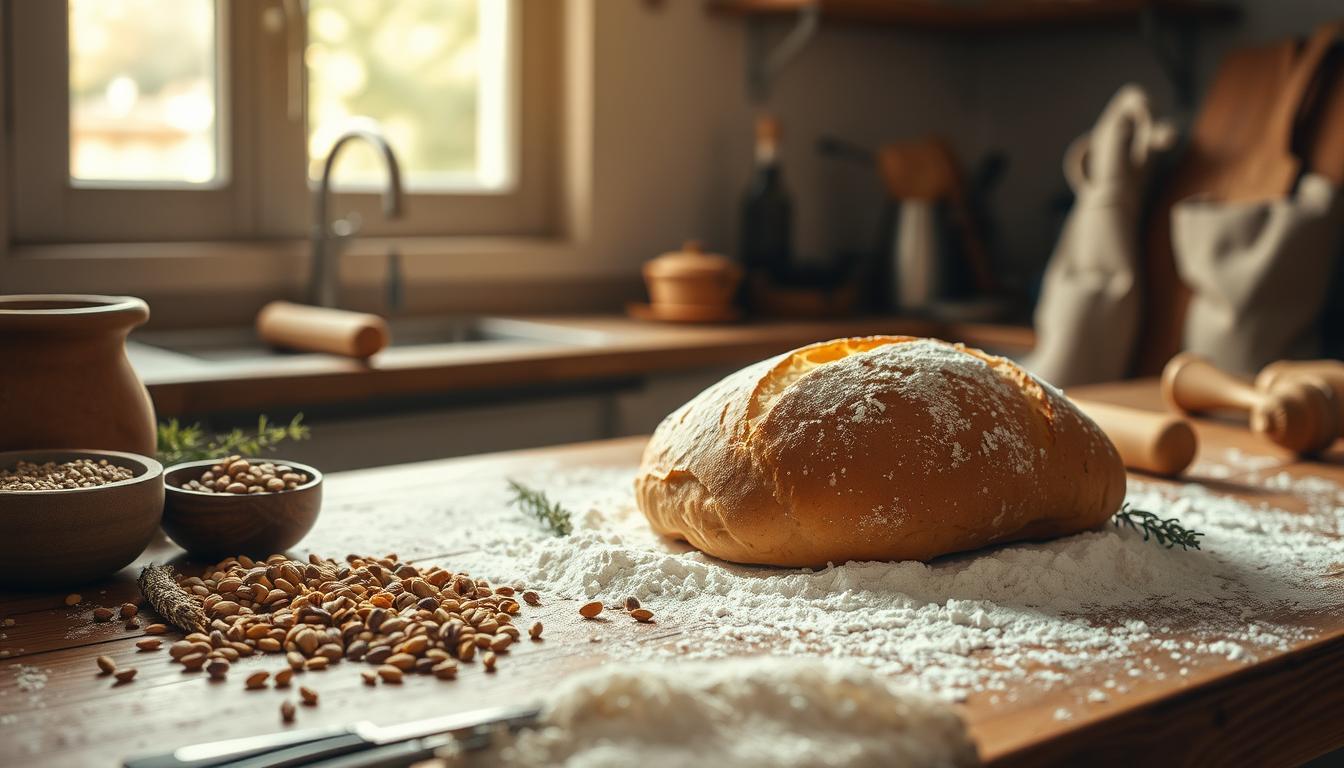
[1162,352,1338,453]
[1071,399,1197,477]
[1257,358,1344,427]
[256,301,390,359]
[1257,359,1344,399]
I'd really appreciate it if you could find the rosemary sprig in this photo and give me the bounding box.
[157,414,310,465]
[507,479,573,536]
[1113,504,1203,550]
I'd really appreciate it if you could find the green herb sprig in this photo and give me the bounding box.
[1113,504,1203,550]
[507,480,573,537]
[157,414,310,465]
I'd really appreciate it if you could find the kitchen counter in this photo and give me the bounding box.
[131,314,1035,417]
[3,379,1344,766]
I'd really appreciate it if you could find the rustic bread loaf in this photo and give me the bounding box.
[635,336,1126,567]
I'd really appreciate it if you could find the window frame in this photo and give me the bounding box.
[5,0,561,245]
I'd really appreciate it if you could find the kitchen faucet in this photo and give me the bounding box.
[308,122,405,309]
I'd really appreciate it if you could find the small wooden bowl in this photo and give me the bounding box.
[0,449,164,586]
[162,459,323,559]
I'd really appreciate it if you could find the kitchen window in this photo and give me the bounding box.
[7,0,560,245]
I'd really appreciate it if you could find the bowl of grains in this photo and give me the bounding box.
[0,449,164,585]
[162,456,323,558]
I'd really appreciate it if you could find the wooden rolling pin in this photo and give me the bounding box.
[1071,398,1197,476]
[256,301,390,359]
[1162,352,1338,454]
[1256,359,1344,403]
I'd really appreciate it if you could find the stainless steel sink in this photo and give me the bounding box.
[134,316,602,362]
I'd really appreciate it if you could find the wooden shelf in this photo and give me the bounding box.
[708,0,1241,32]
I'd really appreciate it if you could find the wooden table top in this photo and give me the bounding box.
[2,379,1343,767]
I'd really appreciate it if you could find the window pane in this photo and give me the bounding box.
[306,0,513,191]
[68,0,221,185]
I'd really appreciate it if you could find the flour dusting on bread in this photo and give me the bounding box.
[636,336,1125,567]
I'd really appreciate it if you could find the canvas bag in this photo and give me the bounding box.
[1173,173,1342,375]
[1026,85,1175,387]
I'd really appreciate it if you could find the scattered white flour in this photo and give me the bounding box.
[483,659,976,768]
[456,461,1344,705]
[11,664,47,694]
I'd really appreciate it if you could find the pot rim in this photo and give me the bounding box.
[0,294,147,316]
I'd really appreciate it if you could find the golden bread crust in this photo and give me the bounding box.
[635,336,1126,567]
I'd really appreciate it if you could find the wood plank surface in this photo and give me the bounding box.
[3,381,1343,767]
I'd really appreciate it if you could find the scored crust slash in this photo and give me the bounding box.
[635,336,1125,567]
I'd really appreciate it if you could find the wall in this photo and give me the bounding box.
[586,1,971,274]
[962,0,1344,287]
[594,1,1343,294]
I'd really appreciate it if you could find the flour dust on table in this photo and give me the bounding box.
[468,658,977,768]
[450,462,1344,711]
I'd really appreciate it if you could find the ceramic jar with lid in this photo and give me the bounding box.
[0,295,157,456]
[642,241,743,310]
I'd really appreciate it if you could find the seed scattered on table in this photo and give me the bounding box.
[579,601,603,619]
[131,553,551,692]
[631,608,655,623]
[245,671,269,690]
[529,622,543,640]
[114,668,137,684]
[206,659,230,680]
[522,591,541,606]
[144,623,167,635]
[625,596,641,611]
[119,603,138,619]
[64,594,83,607]
[92,607,114,622]
[280,701,296,724]
[96,655,116,675]
[135,638,161,652]
[299,686,318,706]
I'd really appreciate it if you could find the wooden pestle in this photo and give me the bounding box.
[1071,398,1197,476]
[1162,352,1338,454]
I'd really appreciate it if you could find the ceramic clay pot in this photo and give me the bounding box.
[0,295,156,456]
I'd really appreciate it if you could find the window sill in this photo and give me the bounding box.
[2,235,629,294]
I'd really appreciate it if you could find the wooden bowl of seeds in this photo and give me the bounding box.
[0,449,164,585]
[162,457,323,559]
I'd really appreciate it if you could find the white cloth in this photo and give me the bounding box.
[1174,173,1341,375]
[1027,85,1175,387]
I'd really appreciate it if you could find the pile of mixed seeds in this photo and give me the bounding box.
[0,458,135,491]
[138,554,539,686]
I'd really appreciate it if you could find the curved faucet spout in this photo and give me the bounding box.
[309,122,405,308]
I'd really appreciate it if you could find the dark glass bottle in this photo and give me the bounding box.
[739,114,794,287]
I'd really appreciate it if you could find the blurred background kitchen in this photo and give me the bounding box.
[2,0,1341,471]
